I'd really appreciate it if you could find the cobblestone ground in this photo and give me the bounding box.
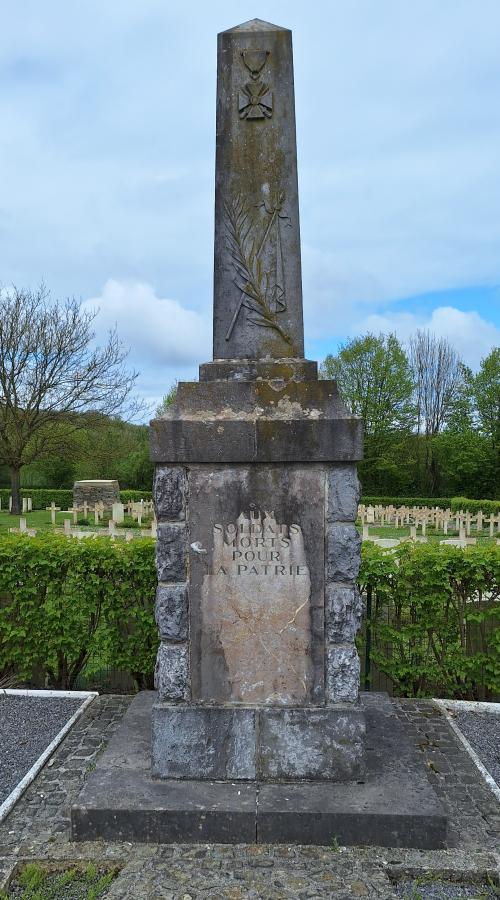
[0,695,498,899]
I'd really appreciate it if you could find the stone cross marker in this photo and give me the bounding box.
[150,19,364,783]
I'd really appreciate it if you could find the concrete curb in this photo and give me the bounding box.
[0,689,98,824]
[433,698,500,804]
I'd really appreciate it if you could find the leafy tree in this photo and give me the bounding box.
[321,333,414,433]
[471,348,499,444]
[0,284,139,513]
[321,334,414,490]
[470,348,500,494]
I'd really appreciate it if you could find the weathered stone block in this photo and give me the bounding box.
[327,465,361,522]
[155,643,190,702]
[156,523,187,582]
[154,466,186,521]
[326,645,360,704]
[258,707,365,781]
[326,584,362,644]
[326,524,361,582]
[155,583,188,641]
[152,705,256,779]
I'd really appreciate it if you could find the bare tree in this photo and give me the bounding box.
[0,284,140,513]
[409,330,464,493]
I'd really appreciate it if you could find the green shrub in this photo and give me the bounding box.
[1,533,498,699]
[0,533,156,689]
[0,488,73,510]
[359,541,500,698]
[0,487,152,511]
[120,489,152,503]
[450,496,500,514]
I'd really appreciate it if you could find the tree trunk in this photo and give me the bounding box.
[10,467,22,515]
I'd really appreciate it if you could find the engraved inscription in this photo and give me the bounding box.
[200,510,312,705]
[238,50,273,119]
[225,192,292,345]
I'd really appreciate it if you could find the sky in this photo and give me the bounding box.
[1,0,499,418]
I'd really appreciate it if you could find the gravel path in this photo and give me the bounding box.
[393,880,498,898]
[0,696,83,806]
[454,710,500,787]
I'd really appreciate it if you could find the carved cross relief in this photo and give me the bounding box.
[238,50,273,120]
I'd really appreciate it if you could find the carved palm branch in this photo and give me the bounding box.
[224,195,292,345]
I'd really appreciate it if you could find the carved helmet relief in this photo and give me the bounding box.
[238,49,273,119]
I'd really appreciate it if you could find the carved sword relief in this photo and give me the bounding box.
[238,50,273,119]
[224,191,292,345]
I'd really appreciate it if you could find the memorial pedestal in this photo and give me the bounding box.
[71,18,449,846]
[71,692,448,848]
[150,369,365,782]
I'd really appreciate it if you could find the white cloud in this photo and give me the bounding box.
[83,279,210,368]
[1,0,500,316]
[1,0,499,401]
[359,306,500,368]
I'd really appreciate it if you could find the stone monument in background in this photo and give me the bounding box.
[73,479,120,511]
[150,17,365,781]
[72,19,447,848]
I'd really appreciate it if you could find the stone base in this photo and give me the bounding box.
[71,692,448,848]
[152,703,365,781]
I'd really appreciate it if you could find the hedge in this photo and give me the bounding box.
[0,533,498,698]
[0,488,152,510]
[450,497,500,514]
[120,490,153,503]
[0,533,156,689]
[358,541,500,699]
[361,496,500,513]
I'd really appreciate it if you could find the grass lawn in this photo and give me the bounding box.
[358,523,498,545]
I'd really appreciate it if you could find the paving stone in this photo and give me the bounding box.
[0,695,498,898]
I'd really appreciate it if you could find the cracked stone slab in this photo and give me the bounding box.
[154,643,190,702]
[151,704,256,780]
[155,583,188,641]
[258,706,365,781]
[153,466,187,521]
[327,464,361,523]
[326,524,361,582]
[326,583,362,643]
[156,523,187,582]
[187,465,326,706]
[326,645,361,704]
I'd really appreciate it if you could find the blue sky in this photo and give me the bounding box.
[1,1,499,416]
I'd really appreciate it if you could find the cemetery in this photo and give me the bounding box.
[0,12,499,900]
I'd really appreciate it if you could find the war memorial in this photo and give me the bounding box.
[72,19,448,847]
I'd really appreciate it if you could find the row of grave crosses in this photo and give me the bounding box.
[44,499,154,527]
[8,498,157,540]
[359,504,500,542]
[9,516,157,541]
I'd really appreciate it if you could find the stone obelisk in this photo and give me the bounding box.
[72,21,447,850]
[213,19,303,361]
[150,18,365,781]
